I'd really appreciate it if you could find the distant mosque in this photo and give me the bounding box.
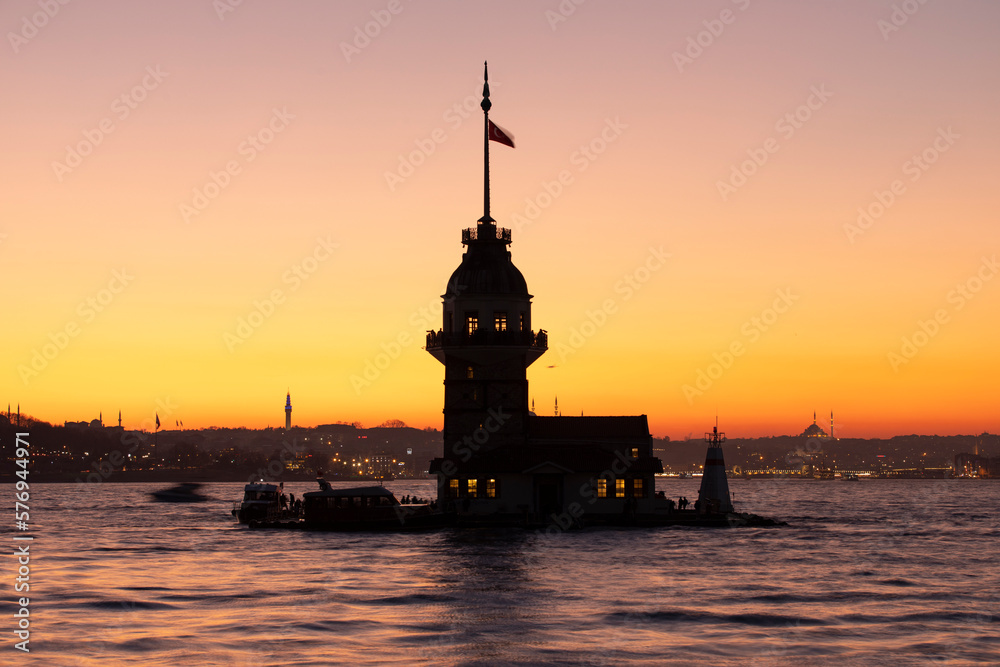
[801,410,835,440]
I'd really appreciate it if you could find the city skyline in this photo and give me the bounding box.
[3,1,999,439]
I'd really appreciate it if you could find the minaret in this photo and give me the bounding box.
[118,410,122,428]
[285,391,292,430]
[830,410,834,440]
[426,62,546,475]
[554,396,559,417]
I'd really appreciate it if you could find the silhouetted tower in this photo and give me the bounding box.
[830,410,834,439]
[118,410,122,428]
[285,391,292,430]
[426,62,547,456]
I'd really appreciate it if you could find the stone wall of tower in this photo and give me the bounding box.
[441,354,529,456]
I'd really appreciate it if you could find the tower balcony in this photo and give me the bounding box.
[463,226,511,245]
[426,328,548,366]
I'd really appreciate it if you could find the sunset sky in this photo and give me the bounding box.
[3,0,998,438]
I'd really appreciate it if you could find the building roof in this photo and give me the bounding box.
[528,415,651,441]
[429,444,662,476]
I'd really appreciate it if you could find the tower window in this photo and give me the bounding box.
[447,312,453,333]
[631,447,639,459]
[519,313,525,331]
[494,312,507,331]
[615,478,625,498]
[466,365,474,379]
[465,312,478,334]
[597,479,607,498]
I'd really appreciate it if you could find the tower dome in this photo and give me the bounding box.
[446,227,528,297]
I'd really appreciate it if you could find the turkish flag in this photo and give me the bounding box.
[488,120,515,148]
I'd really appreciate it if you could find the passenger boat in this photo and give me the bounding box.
[298,480,446,531]
[247,477,449,531]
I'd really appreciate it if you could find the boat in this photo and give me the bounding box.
[231,482,297,523]
[249,477,449,531]
[150,482,209,503]
[842,473,860,481]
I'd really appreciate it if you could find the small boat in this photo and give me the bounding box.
[150,482,209,503]
[231,482,291,523]
[842,473,860,481]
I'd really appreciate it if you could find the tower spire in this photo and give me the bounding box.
[479,61,494,224]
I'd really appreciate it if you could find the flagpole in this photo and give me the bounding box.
[479,61,494,224]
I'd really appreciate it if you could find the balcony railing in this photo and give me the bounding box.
[462,226,511,244]
[426,328,547,350]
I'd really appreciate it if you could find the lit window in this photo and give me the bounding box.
[449,479,459,498]
[487,479,496,498]
[466,313,478,334]
[615,478,625,498]
[467,479,478,498]
[597,479,607,498]
[631,447,639,459]
[466,365,474,379]
[633,478,644,498]
[519,313,525,330]
[494,312,507,331]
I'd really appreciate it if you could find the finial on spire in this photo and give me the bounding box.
[479,60,495,224]
[481,61,491,113]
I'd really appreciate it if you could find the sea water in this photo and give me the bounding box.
[4,479,998,666]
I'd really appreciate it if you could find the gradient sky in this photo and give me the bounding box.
[2,0,998,438]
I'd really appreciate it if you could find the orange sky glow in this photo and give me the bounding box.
[3,0,998,438]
